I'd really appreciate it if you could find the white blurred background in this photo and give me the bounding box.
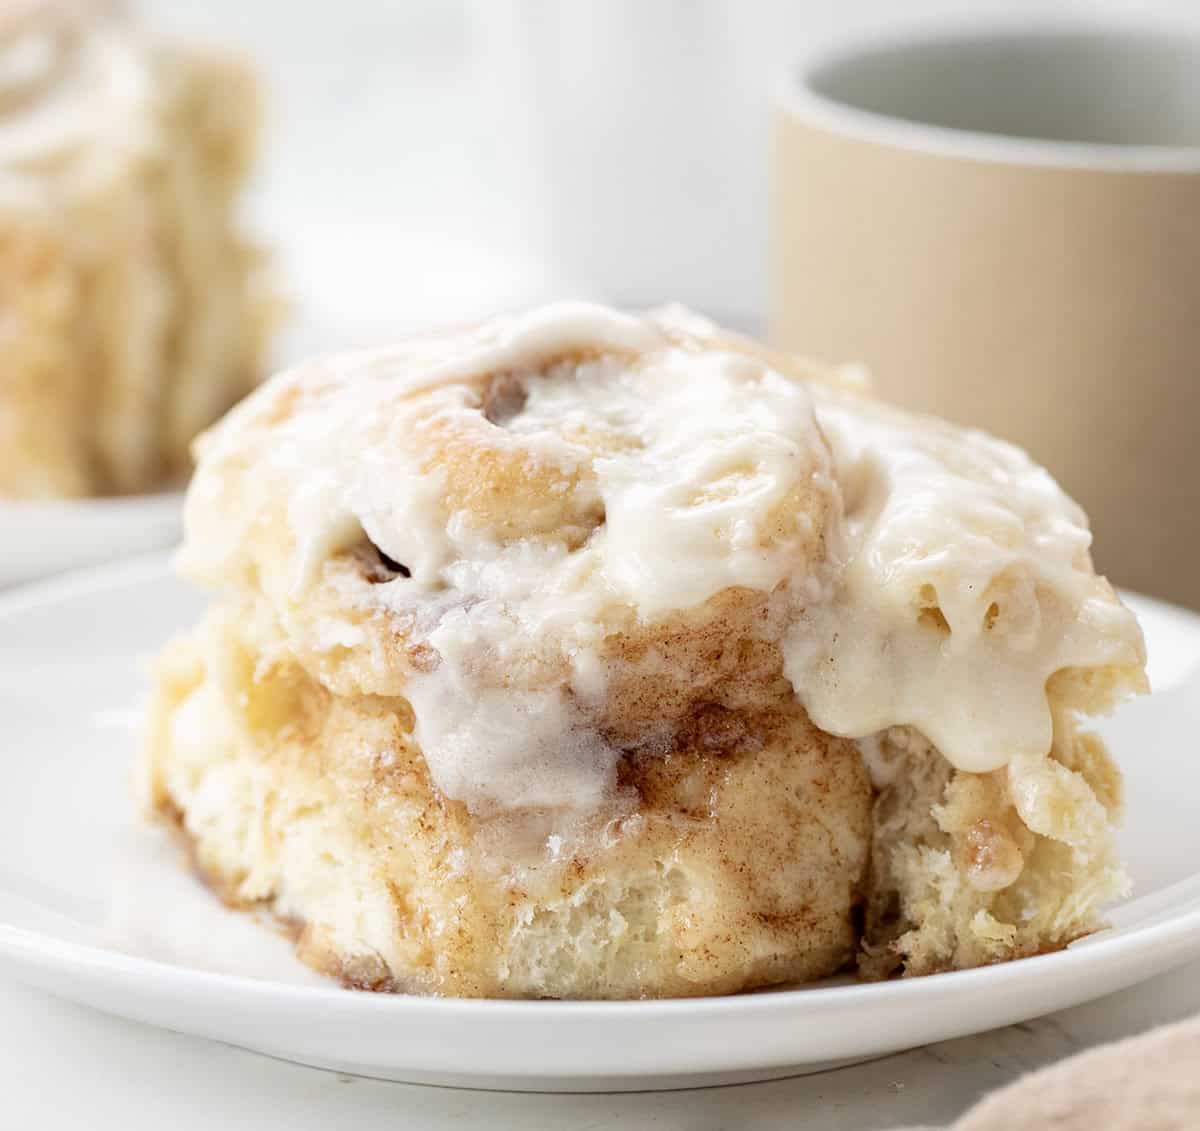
[151,0,1199,347]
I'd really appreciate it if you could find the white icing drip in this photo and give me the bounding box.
[784,387,1144,772]
[406,675,619,812]
[382,534,621,811]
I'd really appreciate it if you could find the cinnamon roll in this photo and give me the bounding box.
[142,303,1145,997]
[0,0,273,498]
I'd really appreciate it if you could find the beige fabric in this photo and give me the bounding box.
[956,1016,1200,1130]
[902,1015,1200,1130]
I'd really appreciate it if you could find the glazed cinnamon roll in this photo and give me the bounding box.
[142,303,1145,997]
[0,0,273,499]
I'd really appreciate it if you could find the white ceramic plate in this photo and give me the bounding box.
[0,493,183,587]
[1,556,1199,1093]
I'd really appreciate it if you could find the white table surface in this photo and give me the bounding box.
[2,958,1197,1129]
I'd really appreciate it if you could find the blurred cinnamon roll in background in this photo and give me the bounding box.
[0,0,274,499]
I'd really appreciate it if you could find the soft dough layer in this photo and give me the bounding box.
[143,596,873,998]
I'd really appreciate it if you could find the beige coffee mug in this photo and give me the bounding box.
[772,26,1200,608]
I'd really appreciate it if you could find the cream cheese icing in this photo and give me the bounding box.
[179,302,1145,811]
[785,386,1143,773]
[503,346,833,615]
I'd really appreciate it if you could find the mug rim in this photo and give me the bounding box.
[777,18,1200,172]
